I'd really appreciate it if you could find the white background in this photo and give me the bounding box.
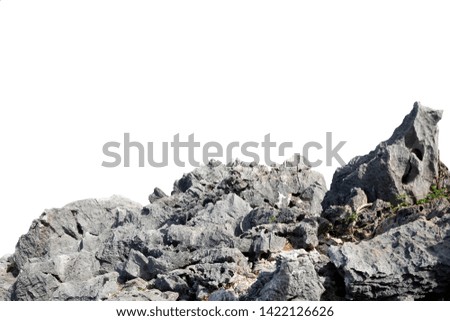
[0,0,449,256]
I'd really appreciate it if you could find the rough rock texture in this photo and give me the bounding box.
[1,102,449,301]
[244,250,326,300]
[323,102,443,209]
[329,198,450,300]
[0,255,15,301]
[321,103,450,300]
[1,157,327,301]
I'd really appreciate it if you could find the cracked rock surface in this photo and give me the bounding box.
[1,102,449,301]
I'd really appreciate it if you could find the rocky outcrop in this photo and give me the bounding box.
[0,102,449,301]
[1,157,327,301]
[322,103,450,300]
[329,198,450,300]
[323,102,443,209]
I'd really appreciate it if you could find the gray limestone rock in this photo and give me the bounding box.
[108,278,179,301]
[246,250,326,301]
[148,187,168,203]
[2,103,449,301]
[329,208,450,300]
[52,272,119,301]
[323,102,443,209]
[0,255,14,301]
[296,219,319,250]
[154,274,190,297]
[208,289,237,301]
[122,249,151,281]
[251,232,287,258]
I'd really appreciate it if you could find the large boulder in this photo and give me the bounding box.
[245,250,326,301]
[323,102,443,209]
[10,196,144,300]
[329,200,450,300]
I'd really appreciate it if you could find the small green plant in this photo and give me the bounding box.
[391,193,410,212]
[416,185,449,204]
[346,212,359,224]
[430,185,448,199]
[396,193,408,205]
[416,198,427,205]
[269,215,277,223]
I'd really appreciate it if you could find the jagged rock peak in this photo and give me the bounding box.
[323,102,443,209]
